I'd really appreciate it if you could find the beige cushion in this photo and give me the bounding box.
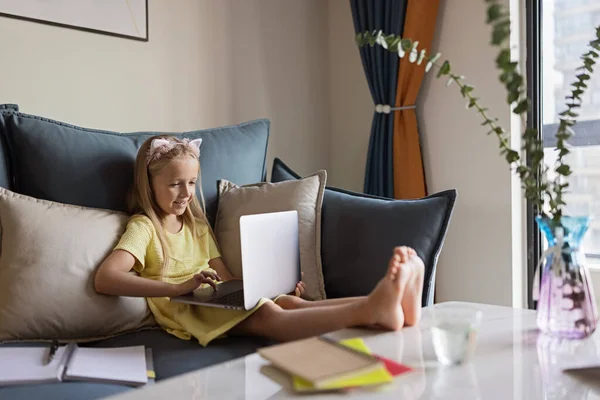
[215,171,327,300]
[0,188,155,342]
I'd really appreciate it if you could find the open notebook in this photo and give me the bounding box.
[0,344,153,387]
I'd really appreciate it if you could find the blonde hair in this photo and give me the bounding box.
[130,135,214,275]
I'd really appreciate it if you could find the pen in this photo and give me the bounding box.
[46,341,59,365]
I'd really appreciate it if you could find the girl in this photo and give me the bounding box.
[94,136,425,346]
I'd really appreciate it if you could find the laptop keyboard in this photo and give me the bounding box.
[211,290,244,306]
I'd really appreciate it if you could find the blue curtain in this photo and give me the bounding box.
[350,0,407,197]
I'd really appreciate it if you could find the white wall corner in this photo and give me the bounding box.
[509,0,529,309]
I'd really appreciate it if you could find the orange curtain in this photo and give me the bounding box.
[393,0,440,200]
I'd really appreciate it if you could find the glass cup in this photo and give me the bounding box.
[431,303,483,366]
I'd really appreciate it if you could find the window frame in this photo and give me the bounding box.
[528,0,600,308]
[526,0,542,310]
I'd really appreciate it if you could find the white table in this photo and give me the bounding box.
[106,302,600,399]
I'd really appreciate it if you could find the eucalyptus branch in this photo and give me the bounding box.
[486,0,600,223]
[355,30,540,210]
[485,0,550,216]
[548,33,600,222]
[355,12,600,224]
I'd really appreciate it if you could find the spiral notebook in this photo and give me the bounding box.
[0,343,153,387]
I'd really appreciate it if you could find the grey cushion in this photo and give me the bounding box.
[0,105,15,190]
[0,105,270,226]
[271,158,457,306]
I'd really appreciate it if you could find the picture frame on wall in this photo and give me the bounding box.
[0,0,148,42]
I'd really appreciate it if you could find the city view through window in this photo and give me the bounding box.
[542,0,600,258]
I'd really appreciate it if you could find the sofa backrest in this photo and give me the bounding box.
[0,104,270,226]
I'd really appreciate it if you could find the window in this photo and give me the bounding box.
[541,0,600,259]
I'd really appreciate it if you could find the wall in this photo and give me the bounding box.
[0,0,527,306]
[0,0,330,179]
[327,0,522,306]
[327,0,372,193]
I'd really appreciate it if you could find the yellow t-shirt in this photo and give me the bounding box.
[116,214,221,284]
[114,214,269,346]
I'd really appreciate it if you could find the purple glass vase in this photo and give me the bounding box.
[535,216,598,339]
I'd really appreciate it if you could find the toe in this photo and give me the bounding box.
[398,246,410,262]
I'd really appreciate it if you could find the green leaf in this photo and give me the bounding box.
[496,49,511,67]
[486,4,503,23]
[492,24,510,45]
[577,73,591,81]
[388,37,401,52]
[507,75,523,91]
[559,110,579,118]
[505,150,519,163]
[355,33,364,47]
[559,148,570,157]
[468,97,478,108]
[460,85,475,97]
[401,39,412,51]
[507,90,520,103]
[436,60,451,77]
[367,34,376,46]
[523,128,538,139]
[556,165,572,176]
[500,71,512,83]
[513,99,529,114]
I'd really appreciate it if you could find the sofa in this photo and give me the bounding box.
[0,104,456,399]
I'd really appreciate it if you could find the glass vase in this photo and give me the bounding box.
[535,215,598,339]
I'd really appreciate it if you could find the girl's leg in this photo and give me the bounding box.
[275,295,363,310]
[276,247,424,327]
[401,247,425,326]
[230,248,423,342]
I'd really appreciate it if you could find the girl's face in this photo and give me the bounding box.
[151,157,199,217]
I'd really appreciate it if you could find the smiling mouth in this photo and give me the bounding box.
[174,200,187,207]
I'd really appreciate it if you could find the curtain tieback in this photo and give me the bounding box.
[374,104,416,114]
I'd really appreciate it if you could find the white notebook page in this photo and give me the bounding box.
[64,345,147,385]
[0,346,68,386]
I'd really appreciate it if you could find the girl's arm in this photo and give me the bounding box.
[208,257,237,281]
[95,250,212,297]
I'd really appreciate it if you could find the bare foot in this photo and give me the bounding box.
[365,250,412,330]
[397,246,425,326]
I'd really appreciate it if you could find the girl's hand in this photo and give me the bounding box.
[292,272,306,297]
[174,270,222,296]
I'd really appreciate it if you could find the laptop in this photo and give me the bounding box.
[170,210,300,310]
